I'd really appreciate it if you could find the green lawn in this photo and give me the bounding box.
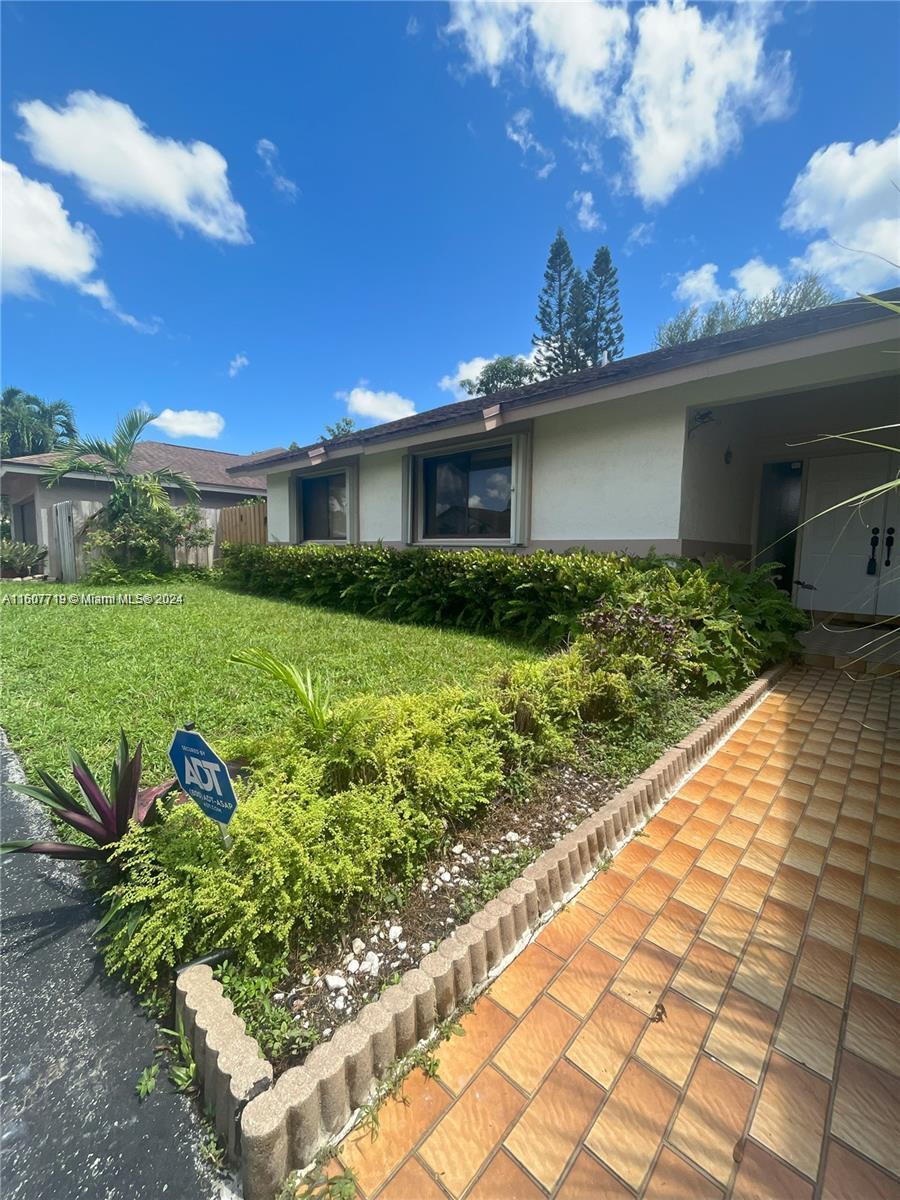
[2,579,537,780]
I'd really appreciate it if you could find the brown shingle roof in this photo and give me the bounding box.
[235,287,900,473]
[3,440,265,491]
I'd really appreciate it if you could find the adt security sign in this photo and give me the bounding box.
[168,728,237,826]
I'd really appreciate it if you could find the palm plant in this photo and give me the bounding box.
[229,647,337,744]
[42,407,200,507]
[42,408,203,570]
[2,732,178,861]
[1,387,77,458]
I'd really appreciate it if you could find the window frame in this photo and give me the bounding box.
[410,432,530,547]
[294,462,358,544]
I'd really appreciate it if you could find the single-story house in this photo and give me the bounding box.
[230,290,899,620]
[1,441,265,578]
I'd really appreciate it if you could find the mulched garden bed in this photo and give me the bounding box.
[263,759,618,1078]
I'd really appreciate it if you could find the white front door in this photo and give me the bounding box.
[795,452,897,617]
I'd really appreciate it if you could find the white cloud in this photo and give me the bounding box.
[566,137,603,175]
[17,91,250,243]
[255,138,299,200]
[1,159,151,331]
[447,0,791,205]
[337,383,416,424]
[674,256,787,306]
[228,352,249,378]
[524,0,631,119]
[674,262,728,306]
[614,1,791,205]
[150,408,225,439]
[731,256,784,299]
[406,14,421,36]
[439,354,496,397]
[570,189,602,232]
[624,220,654,253]
[782,129,900,294]
[505,109,556,178]
[445,2,530,84]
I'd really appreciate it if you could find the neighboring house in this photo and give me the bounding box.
[1,441,265,578]
[233,289,900,620]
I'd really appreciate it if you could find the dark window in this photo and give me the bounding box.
[422,445,512,539]
[300,473,347,541]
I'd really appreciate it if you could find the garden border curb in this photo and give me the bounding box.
[178,663,790,1199]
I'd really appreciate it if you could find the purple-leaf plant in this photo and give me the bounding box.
[2,732,177,860]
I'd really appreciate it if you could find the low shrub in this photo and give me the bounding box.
[221,543,805,669]
[0,539,46,576]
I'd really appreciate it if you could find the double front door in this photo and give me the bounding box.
[795,451,899,618]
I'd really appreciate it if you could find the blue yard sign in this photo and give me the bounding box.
[168,728,237,826]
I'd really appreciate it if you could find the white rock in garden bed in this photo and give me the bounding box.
[348,958,360,974]
[505,831,520,843]
[352,937,366,956]
[388,925,402,942]
[362,951,381,975]
[325,973,347,991]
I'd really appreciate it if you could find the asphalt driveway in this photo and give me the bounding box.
[0,732,229,1200]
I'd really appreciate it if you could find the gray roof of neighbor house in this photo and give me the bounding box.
[231,287,900,475]
[3,440,266,491]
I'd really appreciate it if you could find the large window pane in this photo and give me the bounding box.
[300,473,347,540]
[422,445,511,539]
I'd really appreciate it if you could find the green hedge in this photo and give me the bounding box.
[221,542,804,665]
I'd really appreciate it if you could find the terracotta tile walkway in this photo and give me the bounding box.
[337,668,900,1200]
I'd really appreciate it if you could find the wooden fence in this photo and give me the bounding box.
[218,501,268,547]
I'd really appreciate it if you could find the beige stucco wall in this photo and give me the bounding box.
[358,451,405,544]
[529,391,687,546]
[266,472,295,543]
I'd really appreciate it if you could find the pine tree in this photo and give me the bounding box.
[533,228,576,377]
[586,246,624,363]
[565,269,593,371]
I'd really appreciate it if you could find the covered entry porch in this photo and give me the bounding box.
[679,373,899,623]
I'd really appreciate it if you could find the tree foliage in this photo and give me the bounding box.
[587,246,624,362]
[1,387,77,458]
[43,408,210,573]
[459,356,537,397]
[533,228,577,377]
[322,416,356,440]
[654,272,837,349]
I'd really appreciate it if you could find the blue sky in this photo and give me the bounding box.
[3,1,898,455]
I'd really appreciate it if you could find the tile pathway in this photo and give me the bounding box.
[336,667,900,1200]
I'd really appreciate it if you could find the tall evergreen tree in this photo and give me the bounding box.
[565,269,593,371]
[586,246,624,363]
[533,228,576,377]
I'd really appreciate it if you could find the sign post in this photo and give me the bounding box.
[168,725,237,847]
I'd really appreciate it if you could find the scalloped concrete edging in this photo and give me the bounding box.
[177,664,789,1199]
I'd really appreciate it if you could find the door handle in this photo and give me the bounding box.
[867,527,880,576]
[885,526,895,569]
